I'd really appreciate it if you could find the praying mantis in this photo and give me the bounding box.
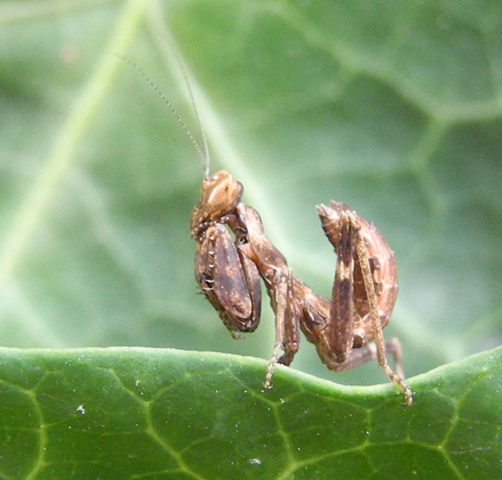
[120,52,413,405]
[190,170,413,406]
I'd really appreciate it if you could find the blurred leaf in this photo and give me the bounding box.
[0,346,501,479]
[0,0,501,475]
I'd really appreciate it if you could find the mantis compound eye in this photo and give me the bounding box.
[203,171,243,219]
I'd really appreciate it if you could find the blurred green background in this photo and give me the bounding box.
[1,0,501,387]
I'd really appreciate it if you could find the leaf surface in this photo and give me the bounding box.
[0,346,501,479]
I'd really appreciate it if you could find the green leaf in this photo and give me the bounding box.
[1,0,501,476]
[0,346,501,479]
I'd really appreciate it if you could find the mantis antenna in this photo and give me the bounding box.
[115,53,211,178]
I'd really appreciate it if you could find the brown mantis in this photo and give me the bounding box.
[121,53,413,405]
[191,171,413,406]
